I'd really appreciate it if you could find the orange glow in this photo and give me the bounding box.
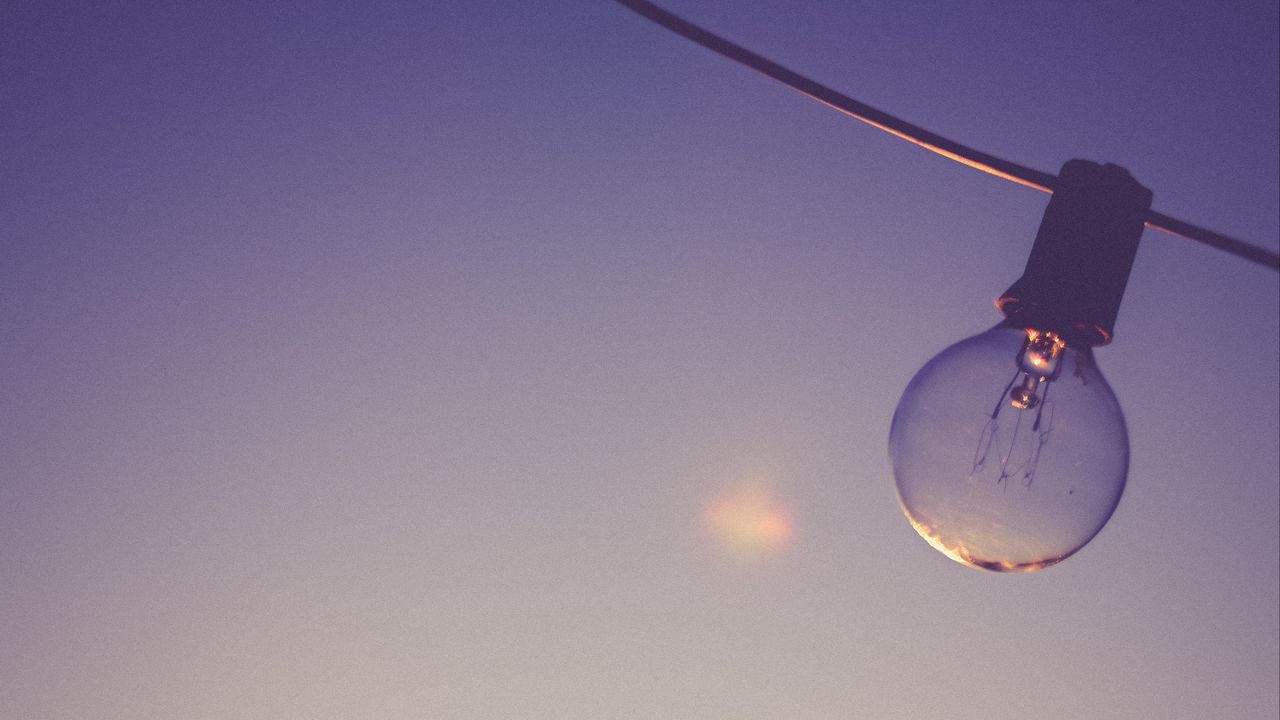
[1026,328,1065,350]
[1024,328,1065,370]
[704,484,793,554]
[905,515,1064,573]
[814,98,1055,193]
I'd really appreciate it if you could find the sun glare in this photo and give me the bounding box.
[704,483,793,555]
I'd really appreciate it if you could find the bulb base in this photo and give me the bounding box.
[997,159,1153,346]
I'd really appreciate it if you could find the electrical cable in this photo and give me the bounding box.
[612,0,1280,272]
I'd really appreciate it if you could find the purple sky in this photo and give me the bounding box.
[3,1,1277,718]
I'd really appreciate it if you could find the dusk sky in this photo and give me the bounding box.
[3,1,1277,718]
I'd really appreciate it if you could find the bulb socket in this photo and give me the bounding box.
[997,159,1153,346]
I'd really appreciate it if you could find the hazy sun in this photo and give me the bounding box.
[703,483,793,554]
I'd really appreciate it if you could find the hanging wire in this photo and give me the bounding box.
[613,0,1280,273]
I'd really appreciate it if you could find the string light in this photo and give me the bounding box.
[610,1,1277,570]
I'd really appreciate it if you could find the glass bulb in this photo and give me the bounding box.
[889,324,1128,572]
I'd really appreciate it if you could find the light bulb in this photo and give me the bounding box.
[886,159,1152,572]
[889,322,1127,572]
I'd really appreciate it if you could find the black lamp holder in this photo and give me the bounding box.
[997,159,1154,347]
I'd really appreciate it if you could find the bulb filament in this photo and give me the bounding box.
[971,329,1064,488]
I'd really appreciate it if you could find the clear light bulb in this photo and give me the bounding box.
[888,322,1128,572]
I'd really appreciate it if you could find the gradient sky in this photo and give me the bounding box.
[3,1,1277,718]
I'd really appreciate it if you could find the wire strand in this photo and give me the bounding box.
[613,0,1280,273]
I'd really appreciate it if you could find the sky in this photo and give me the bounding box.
[2,1,1277,718]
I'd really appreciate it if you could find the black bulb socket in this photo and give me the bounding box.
[997,159,1154,347]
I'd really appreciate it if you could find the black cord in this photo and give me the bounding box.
[613,0,1280,273]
